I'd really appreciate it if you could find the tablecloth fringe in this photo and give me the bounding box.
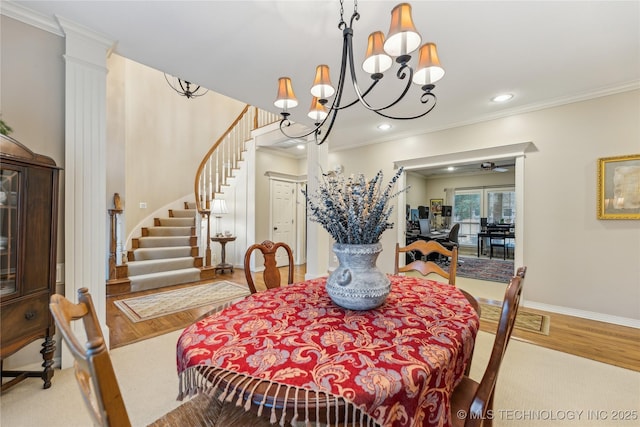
[178,365,380,427]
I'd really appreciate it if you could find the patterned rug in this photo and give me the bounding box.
[456,256,515,283]
[479,300,551,335]
[114,280,250,323]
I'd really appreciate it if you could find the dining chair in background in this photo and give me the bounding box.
[244,240,294,293]
[438,222,461,266]
[395,239,459,285]
[450,266,527,427]
[489,235,508,260]
[50,288,274,427]
[440,222,460,250]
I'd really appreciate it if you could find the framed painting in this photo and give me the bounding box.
[597,154,640,219]
[430,198,443,215]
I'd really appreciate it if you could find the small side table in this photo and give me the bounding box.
[211,235,236,274]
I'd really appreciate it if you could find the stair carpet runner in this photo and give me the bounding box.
[127,207,201,292]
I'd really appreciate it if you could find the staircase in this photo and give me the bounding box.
[107,106,279,296]
[193,106,279,265]
[123,203,202,293]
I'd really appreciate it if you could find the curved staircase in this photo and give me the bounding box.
[109,203,204,295]
[107,106,279,296]
[126,206,202,292]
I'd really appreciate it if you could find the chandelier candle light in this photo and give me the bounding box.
[274,1,445,145]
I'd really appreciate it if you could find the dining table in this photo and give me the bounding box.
[176,275,479,427]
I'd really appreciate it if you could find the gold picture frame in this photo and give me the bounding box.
[430,198,443,215]
[597,154,640,220]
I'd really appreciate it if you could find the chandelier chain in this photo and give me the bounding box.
[338,0,358,29]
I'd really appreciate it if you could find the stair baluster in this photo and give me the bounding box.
[194,106,279,268]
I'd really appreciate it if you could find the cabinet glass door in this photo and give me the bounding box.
[0,168,19,297]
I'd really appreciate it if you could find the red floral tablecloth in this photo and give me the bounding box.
[177,276,479,427]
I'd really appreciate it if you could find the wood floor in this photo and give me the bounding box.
[107,265,640,372]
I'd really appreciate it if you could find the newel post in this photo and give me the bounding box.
[201,210,212,267]
[108,193,123,280]
[106,193,130,295]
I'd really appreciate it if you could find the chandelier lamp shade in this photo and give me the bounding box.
[164,73,209,99]
[274,1,445,145]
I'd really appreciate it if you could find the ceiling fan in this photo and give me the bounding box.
[480,162,513,172]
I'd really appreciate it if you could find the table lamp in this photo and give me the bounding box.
[211,199,228,236]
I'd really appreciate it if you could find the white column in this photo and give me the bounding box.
[58,17,114,368]
[305,140,329,279]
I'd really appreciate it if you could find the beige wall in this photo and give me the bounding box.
[1,16,65,262]
[1,16,66,369]
[406,172,430,209]
[106,55,246,238]
[329,90,640,322]
[254,149,304,245]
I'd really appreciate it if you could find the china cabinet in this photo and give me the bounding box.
[0,134,60,391]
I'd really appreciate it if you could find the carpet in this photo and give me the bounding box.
[479,301,550,335]
[114,280,250,323]
[456,256,514,283]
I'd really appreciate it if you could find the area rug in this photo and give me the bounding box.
[456,256,514,283]
[114,280,250,323]
[479,301,550,335]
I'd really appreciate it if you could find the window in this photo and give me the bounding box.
[453,186,515,247]
[453,190,481,246]
[487,188,516,224]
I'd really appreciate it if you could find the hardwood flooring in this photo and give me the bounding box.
[107,265,640,372]
[106,267,306,349]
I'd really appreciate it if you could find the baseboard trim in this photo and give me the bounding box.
[523,300,640,329]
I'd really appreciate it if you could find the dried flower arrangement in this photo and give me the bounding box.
[303,167,407,244]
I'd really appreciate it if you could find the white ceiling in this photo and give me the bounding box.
[6,1,640,161]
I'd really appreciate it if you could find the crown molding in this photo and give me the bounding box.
[333,81,640,152]
[1,0,63,36]
[1,1,116,56]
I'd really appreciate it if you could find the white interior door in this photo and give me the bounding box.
[271,180,296,266]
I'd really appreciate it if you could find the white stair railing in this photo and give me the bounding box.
[194,105,279,267]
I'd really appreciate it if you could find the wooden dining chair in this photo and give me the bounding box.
[395,239,458,284]
[50,288,275,427]
[244,240,294,294]
[450,266,527,427]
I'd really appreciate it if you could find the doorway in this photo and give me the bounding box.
[270,179,297,266]
[395,142,531,271]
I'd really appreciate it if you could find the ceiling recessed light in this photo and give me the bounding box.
[491,93,514,103]
[296,144,305,150]
[377,123,392,131]
[447,166,455,171]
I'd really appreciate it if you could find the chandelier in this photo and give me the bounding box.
[164,74,208,99]
[274,1,444,145]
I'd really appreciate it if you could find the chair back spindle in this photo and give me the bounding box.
[50,288,131,427]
